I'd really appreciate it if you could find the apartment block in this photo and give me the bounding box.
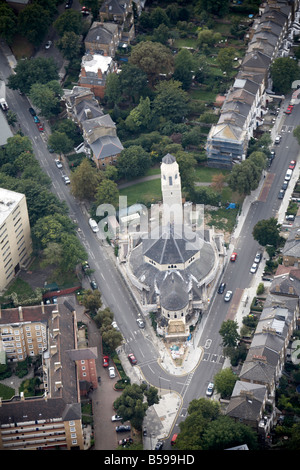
[0,188,32,293]
[0,299,87,450]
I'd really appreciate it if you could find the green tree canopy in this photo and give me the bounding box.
[8,57,58,94]
[152,79,188,123]
[219,319,240,348]
[18,3,51,45]
[53,10,83,37]
[0,4,18,45]
[270,57,300,94]
[70,158,101,201]
[48,131,73,156]
[95,179,119,208]
[29,83,61,118]
[117,145,151,180]
[129,41,174,86]
[252,217,282,247]
[32,214,76,248]
[214,368,238,399]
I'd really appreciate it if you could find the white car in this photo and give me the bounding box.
[111,414,122,422]
[45,40,52,49]
[89,218,99,233]
[55,159,62,169]
[111,321,119,330]
[224,290,232,302]
[206,382,214,397]
[136,318,145,328]
[63,175,70,185]
[250,262,258,273]
[108,366,116,378]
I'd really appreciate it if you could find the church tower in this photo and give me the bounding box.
[161,154,182,226]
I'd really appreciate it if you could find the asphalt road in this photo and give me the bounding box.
[1,36,300,449]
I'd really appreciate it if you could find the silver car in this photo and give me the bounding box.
[224,290,232,302]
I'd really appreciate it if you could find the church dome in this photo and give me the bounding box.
[160,271,190,311]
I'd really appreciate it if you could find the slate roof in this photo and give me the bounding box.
[91,134,124,160]
[226,381,267,422]
[85,21,118,46]
[159,271,190,310]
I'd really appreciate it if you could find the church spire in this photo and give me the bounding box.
[161,154,183,227]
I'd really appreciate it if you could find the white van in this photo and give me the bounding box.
[285,169,293,181]
[89,218,99,232]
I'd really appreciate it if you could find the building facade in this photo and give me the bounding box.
[0,188,32,293]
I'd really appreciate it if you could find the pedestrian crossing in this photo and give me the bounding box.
[202,352,225,364]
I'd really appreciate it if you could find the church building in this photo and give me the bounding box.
[121,154,224,341]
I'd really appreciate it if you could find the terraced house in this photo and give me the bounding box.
[207,0,299,168]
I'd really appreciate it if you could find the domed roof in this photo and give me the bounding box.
[160,271,190,311]
[161,153,176,164]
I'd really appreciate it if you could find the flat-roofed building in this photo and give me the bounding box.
[0,188,32,292]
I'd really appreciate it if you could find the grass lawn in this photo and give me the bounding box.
[0,278,35,304]
[0,383,15,400]
[194,166,230,182]
[119,178,162,206]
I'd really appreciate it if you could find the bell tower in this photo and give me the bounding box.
[161,154,182,226]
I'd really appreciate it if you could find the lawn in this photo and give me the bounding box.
[119,178,162,207]
[0,278,35,305]
[0,383,15,400]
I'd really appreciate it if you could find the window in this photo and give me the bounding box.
[169,176,172,185]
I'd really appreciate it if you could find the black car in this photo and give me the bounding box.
[116,425,131,433]
[65,0,73,7]
[278,190,285,199]
[217,282,226,294]
[29,107,36,116]
[282,181,288,190]
[82,261,90,272]
[155,441,164,450]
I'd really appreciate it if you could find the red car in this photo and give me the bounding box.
[128,353,137,365]
[289,160,296,170]
[102,355,109,367]
[230,252,237,262]
[37,122,44,131]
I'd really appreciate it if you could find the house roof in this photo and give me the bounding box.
[91,134,124,159]
[85,21,118,46]
[226,381,267,422]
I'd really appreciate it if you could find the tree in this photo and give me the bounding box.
[32,214,76,248]
[82,289,102,313]
[53,10,83,37]
[29,83,61,118]
[217,47,236,74]
[113,383,159,431]
[118,63,148,104]
[195,0,229,17]
[8,57,58,94]
[219,319,240,348]
[70,158,101,201]
[211,173,226,193]
[104,73,122,106]
[173,48,195,90]
[152,79,188,123]
[125,96,151,132]
[201,415,258,450]
[227,157,262,195]
[270,57,300,94]
[214,368,238,399]
[0,4,18,45]
[56,31,82,61]
[175,151,197,194]
[59,233,87,272]
[95,179,119,208]
[18,3,51,45]
[197,28,222,49]
[48,131,73,156]
[117,146,151,180]
[252,217,282,247]
[129,41,174,86]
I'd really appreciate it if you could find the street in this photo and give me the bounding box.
[1,34,300,450]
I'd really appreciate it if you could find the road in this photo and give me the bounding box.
[1,38,300,449]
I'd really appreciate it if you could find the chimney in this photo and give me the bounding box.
[81,67,87,77]
[18,306,23,321]
[97,68,103,79]
[41,301,45,314]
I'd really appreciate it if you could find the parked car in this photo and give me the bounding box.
[289,160,296,170]
[90,280,98,290]
[112,415,122,422]
[136,318,145,328]
[217,282,226,294]
[29,107,36,116]
[116,425,131,432]
[33,115,40,123]
[206,382,214,397]
[250,262,258,273]
[128,353,137,365]
[55,159,63,169]
[254,252,262,263]
[109,366,116,378]
[230,252,237,262]
[278,190,285,199]
[89,218,99,233]
[224,290,232,302]
[282,181,288,190]
[275,135,281,144]
[286,214,295,221]
[37,122,44,131]
[155,441,164,450]
[285,169,293,181]
[111,321,119,330]
[102,355,109,367]
[45,40,52,49]
[82,260,90,272]
[65,0,73,8]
